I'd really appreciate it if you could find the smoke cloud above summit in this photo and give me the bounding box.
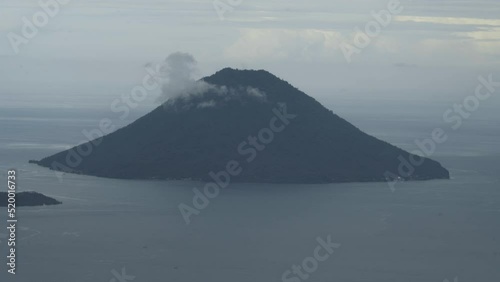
[157,52,216,104]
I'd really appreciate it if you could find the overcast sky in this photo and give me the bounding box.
[1,0,499,109]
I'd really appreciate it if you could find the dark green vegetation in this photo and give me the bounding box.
[0,191,61,207]
[34,68,449,183]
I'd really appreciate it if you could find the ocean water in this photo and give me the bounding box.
[0,99,499,282]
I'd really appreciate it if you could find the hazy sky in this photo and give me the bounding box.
[1,0,499,108]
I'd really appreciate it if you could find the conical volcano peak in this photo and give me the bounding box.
[161,68,273,112]
[208,67,279,79]
[34,68,449,184]
[162,68,297,112]
[204,67,291,92]
[201,68,318,108]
